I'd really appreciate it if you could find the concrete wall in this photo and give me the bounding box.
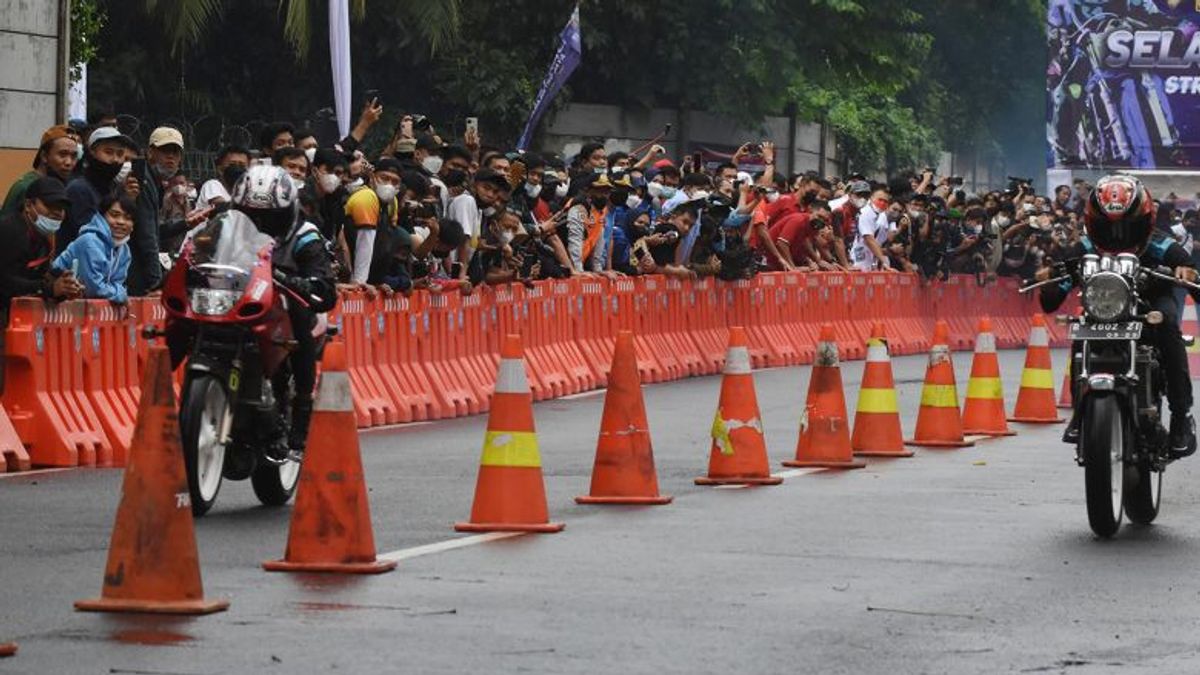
[0,0,65,191]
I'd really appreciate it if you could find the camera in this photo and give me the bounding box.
[412,114,431,132]
[411,202,437,219]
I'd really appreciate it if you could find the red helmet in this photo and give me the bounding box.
[1084,174,1156,253]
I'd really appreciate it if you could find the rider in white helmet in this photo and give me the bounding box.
[232,164,337,462]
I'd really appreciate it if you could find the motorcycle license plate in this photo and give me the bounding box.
[1069,321,1142,341]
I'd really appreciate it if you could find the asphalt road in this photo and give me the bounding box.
[4,348,1200,674]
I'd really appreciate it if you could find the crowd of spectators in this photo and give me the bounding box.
[5,101,1200,325]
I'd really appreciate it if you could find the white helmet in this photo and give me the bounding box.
[231,164,297,211]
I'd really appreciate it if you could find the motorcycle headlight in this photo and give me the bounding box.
[190,288,241,316]
[1082,272,1131,322]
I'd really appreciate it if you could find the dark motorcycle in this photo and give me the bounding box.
[157,211,320,516]
[1022,253,1200,537]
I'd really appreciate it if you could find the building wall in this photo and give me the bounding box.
[0,0,64,193]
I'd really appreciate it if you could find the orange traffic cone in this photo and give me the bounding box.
[961,317,1016,437]
[852,323,912,457]
[263,342,397,574]
[577,331,672,505]
[696,327,783,485]
[1009,314,1064,424]
[75,347,229,615]
[1058,368,1073,409]
[783,324,865,470]
[1184,295,1200,377]
[906,321,975,448]
[456,334,564,533]
[0,643,15,657]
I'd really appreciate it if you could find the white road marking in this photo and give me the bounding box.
[0,468,73,479]
[361,421,434,435]
[559,389,606,401]
[713,467,825,489]
[378,532,526,562]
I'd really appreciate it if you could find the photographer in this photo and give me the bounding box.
[634,204,698,280]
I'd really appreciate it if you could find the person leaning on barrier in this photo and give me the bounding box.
[51,192,135,305]
[0,178,84,393]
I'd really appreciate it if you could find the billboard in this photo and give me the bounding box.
[1047,0,1200,170]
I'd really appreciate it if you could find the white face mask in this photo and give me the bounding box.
[171,184,188,197]
[347,177,364,191]
[499,230,515,245]
[375,183,398,203]
[113,235,129,247]
[318,173,341,193]
[647,181,664,198]
[291,176,306,191]
[852,196,868,209]
[690,190,710,202]
[482,206,497,217]
[186,187,197,201]
[555,182,569,199]
[524,182,542,199]
[626,194,642,209]
[304,147,317,164]
[35,214,61,237]
[765,190,780,203]
[422,156,444,175]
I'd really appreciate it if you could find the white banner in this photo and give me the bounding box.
[329,0,352,139]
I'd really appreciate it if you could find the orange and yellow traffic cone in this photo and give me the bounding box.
[1058,368,1073,410]
[851,323,912,458]
[1184,295,1200,377]
[263,342,397,574]
[696,327,783,485]
[1009,314,1063,424]
[456,334,564,533]
[0,643,15,658]
[961,317,1016,437]
[783,324,865,469]
[906,321,975,448]
[577,331,672,505]
[75,347,229,615]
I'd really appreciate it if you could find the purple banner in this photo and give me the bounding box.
[1047,0,1200,169]
[517,5,582,152]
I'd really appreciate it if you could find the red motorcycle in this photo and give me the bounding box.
[158,211,315,516]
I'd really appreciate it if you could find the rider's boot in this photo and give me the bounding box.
[1061,406,1081,445]
[286,398,313,463]
[1169,412,1196,460]
[263,413,292,466]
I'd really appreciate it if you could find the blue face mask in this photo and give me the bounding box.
[660,186,678,200]
[35,214,61,237]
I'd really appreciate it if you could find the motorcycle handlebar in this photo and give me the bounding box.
[1018,275,1071,294]
[1145,266,1200,293]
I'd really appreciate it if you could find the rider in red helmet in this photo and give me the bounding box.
[1037,174,1199,457]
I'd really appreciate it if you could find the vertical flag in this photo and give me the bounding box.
[516,5,582,151]
[329,0,352,139]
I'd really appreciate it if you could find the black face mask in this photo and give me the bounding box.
[86,159,122,186]
[222,164,247,187]
[611,188,630,206]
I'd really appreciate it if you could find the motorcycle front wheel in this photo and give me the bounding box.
[1124,463,1162,525]
[250,372,301,507]
[180,374,231,517]
[1082,396,1125,537]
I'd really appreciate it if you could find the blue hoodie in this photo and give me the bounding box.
[52,211,131,303]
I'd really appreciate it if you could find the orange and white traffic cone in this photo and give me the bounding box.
[1184,295,1200,377]
[456,334,564,533]
[696,327,783,485]
[961,317,1016,437]
[0,643,15,658]
[577,331,672,505]
[783,324,865,470]
[75,347,229,615]
[1009,314,1064,424]
[263,342,397,574]
[906,320,975,448]
[851,323,912,458]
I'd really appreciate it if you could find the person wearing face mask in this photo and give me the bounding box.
[566,173,615,274]
[447,167,511,281]
[274,146,311,188]
[127,126,195,294]
[343,158,406,285]
[2,125,81,217]
[196,145,250,209]
[64,127,140,250]
[659,172,713,217]
[850,187,896,272]
[51,193,135,304]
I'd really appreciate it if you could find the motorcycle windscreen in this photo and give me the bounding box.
[186,211,274,293]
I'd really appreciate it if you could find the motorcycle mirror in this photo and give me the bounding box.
[1146,311,1164,325]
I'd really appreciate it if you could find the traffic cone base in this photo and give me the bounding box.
[0,643,17,658]
[905,438,975,449]
[695,475,783,486]
[576,331,672,506]
[855,447,914,458]
[75,347,227,616]
[782,457,866,469]
[1008,415,1064,424]
[263,347,396,575]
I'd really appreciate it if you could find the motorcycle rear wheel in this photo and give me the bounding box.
[1082,396,1125,538]
[180,375,230,517]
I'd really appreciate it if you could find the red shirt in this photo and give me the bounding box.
[834,201,858,239]
[768,212,817,270]
[764,194,801,229]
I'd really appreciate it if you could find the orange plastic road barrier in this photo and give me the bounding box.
[1058,368,1073,409]
[696,327,782,486]
[576,331,672,505]
[0,643,14,657]
[1185,295,1200,377]
[961,317,1016,437]
[0,403,31,472]
[783,324,865,470]
[82,302,139,465]
[264,343,396,574]
[2,299,111,467]
[906,320,975,449]
[75,347,228,615]
[851,323,912,458]
[1009,314,1064,424]
[456,334,564,533]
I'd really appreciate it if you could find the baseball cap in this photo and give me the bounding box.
[474,167,513,192]
[25,176,69,207]
[415,133,443,153]
[393,138,417,155]
[848,180,872,196]
[87,126,138,150]
[148,126,184,149]
[40,125,74,148]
